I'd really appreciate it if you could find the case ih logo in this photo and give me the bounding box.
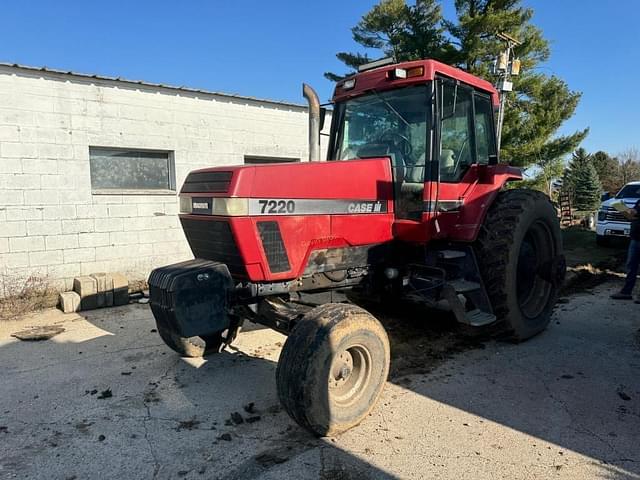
[347,201,383,214]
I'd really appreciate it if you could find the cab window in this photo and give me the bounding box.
[474,94,495,165]
[439,82,473,182]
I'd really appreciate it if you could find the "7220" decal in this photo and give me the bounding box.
[258,199,296,214]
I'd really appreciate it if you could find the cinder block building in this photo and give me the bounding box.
[0,63,329,292]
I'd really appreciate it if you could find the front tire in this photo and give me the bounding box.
[276,303,390,437]
[476,189,564,341]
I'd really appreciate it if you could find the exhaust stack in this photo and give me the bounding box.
[302,83,321,162]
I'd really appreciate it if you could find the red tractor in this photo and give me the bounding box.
[149,58,565,437]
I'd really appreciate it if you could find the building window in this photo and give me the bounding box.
[244,155,300,164]
[89,147,175,192]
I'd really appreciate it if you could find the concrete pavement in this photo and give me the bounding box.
[0,281,639,479]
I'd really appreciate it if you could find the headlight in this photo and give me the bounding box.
[212,198,248,216]
[597,210,606,221]
[179,196,248,216]
[179,196,192,214]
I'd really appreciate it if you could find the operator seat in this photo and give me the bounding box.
[356,143,406,180]
[404,156,424,183]
[440,149,455,180]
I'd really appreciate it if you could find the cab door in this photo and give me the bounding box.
[433,77,499,242]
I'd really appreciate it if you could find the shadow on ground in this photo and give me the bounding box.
[1,279,639,479]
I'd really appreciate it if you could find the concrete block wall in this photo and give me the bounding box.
[0,65,331,293]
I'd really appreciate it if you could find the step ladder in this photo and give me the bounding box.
[558,191,573,227]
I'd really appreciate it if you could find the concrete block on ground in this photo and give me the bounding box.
[73,276,97,310]
[105,274,114,307]
[90,272,111,308]
[58,291,81,313]
[111,272,129,306]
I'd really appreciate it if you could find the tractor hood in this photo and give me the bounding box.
[177,159,396,282]
[179,158,393,202]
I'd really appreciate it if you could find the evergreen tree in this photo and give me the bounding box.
[590,150,620,194]
[326,0,587,169]
[325,0,452,81]
[563,148,601,212]
[448,0,587,167]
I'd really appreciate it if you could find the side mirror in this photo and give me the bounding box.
[320,107,327,131]
[601,192,611,202]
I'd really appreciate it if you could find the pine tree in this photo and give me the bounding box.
[563,148,601,212]
[324,0,453,81]
[448,0,587,167]
[590,150,620,194]
[326,0,587,169]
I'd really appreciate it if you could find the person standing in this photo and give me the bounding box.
[611,199,640,301]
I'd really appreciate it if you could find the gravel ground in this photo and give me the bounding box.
[0,280,639,480]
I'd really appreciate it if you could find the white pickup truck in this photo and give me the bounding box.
[596,181,640,245]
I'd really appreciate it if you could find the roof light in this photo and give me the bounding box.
[393,68,407,79]
[341,78,356,90]
[386,66,424,80]
[357,57,395,72]
[405,66,424,78]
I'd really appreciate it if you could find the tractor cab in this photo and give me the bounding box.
[328,59,518,242]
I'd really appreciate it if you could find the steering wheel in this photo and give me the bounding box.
[378,131,413,157]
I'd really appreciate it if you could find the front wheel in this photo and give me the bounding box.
[276,303,390,437]
[475,189,565,341]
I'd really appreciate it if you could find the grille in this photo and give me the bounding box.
[180,218,246,277]
[603,209,630,222]
[257,221,290,273]
[181,171,233,193]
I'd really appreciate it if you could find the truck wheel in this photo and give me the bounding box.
[157,324,224,358]
[276,303,390,437]
[475,189,564,341]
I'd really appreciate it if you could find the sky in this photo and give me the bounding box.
[1,0,638,156]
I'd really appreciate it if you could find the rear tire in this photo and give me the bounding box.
[157,324,225,358]
[475,189,564,341]
[276,303,390,437]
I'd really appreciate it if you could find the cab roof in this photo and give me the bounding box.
[332,59,500,107]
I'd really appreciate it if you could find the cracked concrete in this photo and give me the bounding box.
[0,281,639,479]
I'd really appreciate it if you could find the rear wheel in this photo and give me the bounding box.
[276,303,390,437]
[476,189,564,341]
[156,324,225,358]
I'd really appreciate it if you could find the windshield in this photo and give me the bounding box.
[616,184,640,199]
[330,85,430,182]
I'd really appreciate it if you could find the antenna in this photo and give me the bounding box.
[494,32,522,152]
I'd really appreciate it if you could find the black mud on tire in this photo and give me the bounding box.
[276,303,390,437]
[475,189,564,341]
[157,324,224,358]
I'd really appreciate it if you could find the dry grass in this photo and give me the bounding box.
[561,227,628,295]
[0,274,58,321]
